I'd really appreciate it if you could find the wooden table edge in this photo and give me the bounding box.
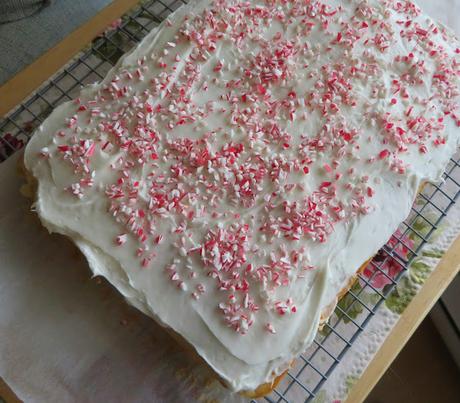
[0,0,140,117]
[346,234,460,403]
[0,377,21,403]
[0,1,459,401]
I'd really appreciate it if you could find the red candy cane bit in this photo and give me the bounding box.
[323,163,333,173]
[116,234,127,245]
[57,145,70,152]
[265,323,276,334]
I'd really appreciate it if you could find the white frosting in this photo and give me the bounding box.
[24,0,459,392]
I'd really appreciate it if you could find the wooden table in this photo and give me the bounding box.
[1,1,459,401]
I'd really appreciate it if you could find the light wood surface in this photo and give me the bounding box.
[0,0,140,117]
[0,0,459,401]
[0,377,21,403]
[346,234,460,403]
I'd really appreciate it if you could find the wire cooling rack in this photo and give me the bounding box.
[0,0,459,401]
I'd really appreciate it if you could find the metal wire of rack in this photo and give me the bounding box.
[0,1,459,401]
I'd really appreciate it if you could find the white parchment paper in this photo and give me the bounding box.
[1,1,459,402]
